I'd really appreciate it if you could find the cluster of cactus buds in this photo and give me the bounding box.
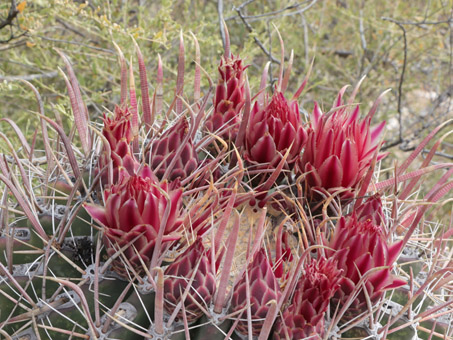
[1,24,452,340]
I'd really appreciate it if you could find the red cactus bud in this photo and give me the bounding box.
[326,215,405,317]
[84,169,183,277]
[102,106,134,149]
[146,117,199,182]
[98,105,139,185]
[274,257,342,339]
[231,248,281,336]
[298,99,386,201]
[205,55,246,140]
[163,238,216,323]
[245,91,307,171]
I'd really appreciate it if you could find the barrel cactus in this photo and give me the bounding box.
[0,26,452,340]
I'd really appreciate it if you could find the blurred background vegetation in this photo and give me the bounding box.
[0,0,452,164]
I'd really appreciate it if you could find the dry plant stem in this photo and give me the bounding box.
[381,17,408,148]
[234,2,280,65]
[0,0,26,44]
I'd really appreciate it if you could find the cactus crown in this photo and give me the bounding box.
[0,26,452,340]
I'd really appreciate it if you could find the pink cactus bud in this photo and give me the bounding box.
[326,215,405,317]
[98,105,139,185]
[205,55,246,141]
[298,99,387,201]
[102,106,134,149]
[245,91,307,171]
[84,169,183,277]
[231,248,281,336]
[146,117,199,182]
[163,238,216,323]
[274,257,342,339]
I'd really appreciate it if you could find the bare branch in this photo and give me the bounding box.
[0,71,58,82]
[0,0,27,44]
[227,0,317,22]
[0,0,18,31]
[234,3,280,64]
[36,35,115,54]
[382,17,408,147]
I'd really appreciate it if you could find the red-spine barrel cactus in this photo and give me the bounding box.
[84,168,183,277]
[273,257,342,339]
[146,117,199,182]
[163,237,216,323]
[205,54,246,141]
[99,105,139,185]
[326,214,405,317]
[298,96,386,201]
[244,90,307,173]
[231,248,281,336]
